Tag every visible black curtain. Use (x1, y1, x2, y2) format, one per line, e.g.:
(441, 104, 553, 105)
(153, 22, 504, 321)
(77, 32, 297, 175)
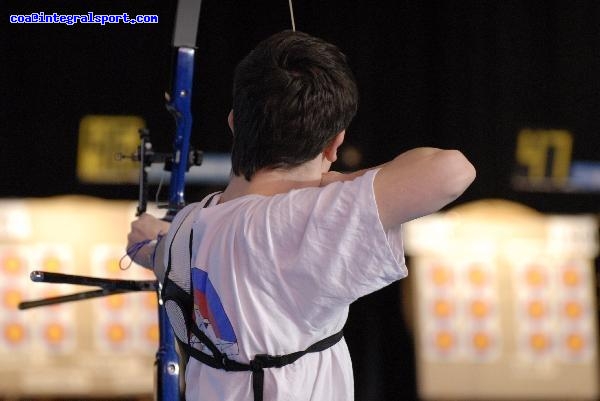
(3, 1, 600, 400)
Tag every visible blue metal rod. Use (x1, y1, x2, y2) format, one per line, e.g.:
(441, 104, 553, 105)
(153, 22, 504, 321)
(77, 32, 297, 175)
(167, 47, 196, 219)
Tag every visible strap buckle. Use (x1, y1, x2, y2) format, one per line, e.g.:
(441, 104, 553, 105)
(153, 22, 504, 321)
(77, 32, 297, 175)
(251, 354, 283, 371)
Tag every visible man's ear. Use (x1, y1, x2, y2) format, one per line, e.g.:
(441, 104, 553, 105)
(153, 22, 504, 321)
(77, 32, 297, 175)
(323, 131, 345, 163)
(228, 110, 234, 133)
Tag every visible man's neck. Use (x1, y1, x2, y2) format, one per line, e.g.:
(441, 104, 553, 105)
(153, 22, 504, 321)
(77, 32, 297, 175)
(220, 159, 324, 203)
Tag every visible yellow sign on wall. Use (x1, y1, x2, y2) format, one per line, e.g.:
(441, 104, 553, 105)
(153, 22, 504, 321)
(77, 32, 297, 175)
(77, 115, 145, 184)
(515, 129, 573, 185)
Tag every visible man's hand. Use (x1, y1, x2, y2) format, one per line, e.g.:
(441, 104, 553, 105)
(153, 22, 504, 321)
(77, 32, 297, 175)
(126, 214, 171, 268)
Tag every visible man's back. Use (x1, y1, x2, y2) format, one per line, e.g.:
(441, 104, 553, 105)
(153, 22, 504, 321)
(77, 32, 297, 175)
(166, 170, 406, 400)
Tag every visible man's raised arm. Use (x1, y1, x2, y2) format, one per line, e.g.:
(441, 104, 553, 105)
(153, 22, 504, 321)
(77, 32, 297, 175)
(374, 147, 475, 230)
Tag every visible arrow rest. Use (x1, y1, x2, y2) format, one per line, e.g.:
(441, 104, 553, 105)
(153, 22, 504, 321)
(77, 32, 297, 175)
(115, 128, 203, 216)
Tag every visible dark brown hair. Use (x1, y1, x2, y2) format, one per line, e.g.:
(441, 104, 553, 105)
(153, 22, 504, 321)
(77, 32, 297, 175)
(231, 30, 359, 180)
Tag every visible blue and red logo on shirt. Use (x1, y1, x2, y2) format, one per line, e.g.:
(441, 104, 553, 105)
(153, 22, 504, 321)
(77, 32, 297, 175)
(191, 268, 238, 350)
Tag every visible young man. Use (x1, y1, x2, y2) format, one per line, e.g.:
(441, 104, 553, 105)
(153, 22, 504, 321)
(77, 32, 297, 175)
(128, 30, 475, 401)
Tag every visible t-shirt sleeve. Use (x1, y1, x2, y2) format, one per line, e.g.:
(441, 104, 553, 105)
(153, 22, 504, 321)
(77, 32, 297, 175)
(259, 169, 407, 308)
(159, 195, 217, 287)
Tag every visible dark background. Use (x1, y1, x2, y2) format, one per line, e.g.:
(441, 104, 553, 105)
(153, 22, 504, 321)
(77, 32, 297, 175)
(3, 1, 600, 400)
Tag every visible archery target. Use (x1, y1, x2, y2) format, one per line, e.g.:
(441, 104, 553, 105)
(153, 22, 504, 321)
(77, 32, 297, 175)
(0, 246, 31, 351)
(509, 256, 596, 364)
(404, 202, 599, 400)
(0, 197, 158, 397)
(417, 256, 501, 362)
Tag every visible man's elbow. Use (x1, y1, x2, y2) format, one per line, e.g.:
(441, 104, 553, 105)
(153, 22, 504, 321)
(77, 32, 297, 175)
(442, 150, 476, 200)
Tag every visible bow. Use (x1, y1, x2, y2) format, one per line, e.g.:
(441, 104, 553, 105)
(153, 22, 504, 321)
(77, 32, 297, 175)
(150, 1, 203, 399)
(19, 2, 205, 400)
(132, 1, 204, 399)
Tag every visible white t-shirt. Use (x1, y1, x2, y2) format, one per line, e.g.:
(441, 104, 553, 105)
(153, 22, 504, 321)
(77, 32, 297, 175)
(165, 169, 407, 401)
